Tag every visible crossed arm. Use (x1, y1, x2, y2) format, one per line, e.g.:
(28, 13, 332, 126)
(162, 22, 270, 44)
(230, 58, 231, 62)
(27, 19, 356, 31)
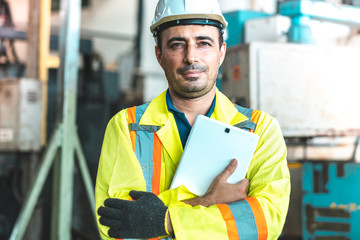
(166, 158, 249, 235)
(98, 158, 249, 239)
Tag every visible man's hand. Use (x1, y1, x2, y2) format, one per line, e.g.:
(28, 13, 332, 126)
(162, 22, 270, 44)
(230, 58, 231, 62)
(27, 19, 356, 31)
(98, 190, 168, 239)
(184, 159, 249, 207)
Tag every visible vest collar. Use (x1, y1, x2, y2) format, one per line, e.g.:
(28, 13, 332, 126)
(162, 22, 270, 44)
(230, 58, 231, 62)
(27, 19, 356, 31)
(139, 88, 249, 127)
(137, 88, 250, 165)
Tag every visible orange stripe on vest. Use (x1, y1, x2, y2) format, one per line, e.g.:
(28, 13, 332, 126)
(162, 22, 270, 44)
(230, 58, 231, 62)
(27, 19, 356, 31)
(126, 107, 161, 239)
(152, 133, 162, 196)
(217, 204, 239, 240)
(127, 107, 137, 151)
(246, 197, 268, 240)
(250, 110, 262, 133)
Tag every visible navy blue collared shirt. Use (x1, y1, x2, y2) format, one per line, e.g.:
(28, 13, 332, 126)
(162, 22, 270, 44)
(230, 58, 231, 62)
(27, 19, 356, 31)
(166, 90, 216, 149)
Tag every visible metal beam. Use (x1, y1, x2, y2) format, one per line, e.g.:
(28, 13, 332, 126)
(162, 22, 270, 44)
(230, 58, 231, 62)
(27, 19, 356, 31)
(25, 0, 40, 79)
(38, 0, 52, 146)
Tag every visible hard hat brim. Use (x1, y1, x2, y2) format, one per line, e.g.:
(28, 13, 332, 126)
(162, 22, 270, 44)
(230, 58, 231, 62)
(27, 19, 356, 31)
(150, 14, 228, 34)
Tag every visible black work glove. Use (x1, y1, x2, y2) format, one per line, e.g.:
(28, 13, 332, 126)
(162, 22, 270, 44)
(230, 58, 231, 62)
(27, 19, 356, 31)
(98, 190, 168, 239)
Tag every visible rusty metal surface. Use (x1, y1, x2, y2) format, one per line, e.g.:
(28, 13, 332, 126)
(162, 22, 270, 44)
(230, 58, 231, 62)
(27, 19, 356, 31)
(222, 42, 360, 137)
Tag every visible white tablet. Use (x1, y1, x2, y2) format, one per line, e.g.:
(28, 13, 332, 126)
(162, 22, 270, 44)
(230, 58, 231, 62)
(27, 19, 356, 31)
(170, 115, 259, 196)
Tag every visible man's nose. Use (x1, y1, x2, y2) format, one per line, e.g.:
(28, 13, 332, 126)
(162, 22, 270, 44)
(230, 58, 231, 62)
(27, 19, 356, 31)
(183, 45, 197, 64)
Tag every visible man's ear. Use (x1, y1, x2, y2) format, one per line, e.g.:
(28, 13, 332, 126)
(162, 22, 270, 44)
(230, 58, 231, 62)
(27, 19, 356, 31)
(219, 42, 227, 66)
(155, 45, 163, 68)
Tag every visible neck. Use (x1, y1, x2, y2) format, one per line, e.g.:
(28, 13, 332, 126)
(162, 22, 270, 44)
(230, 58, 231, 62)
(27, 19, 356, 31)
(169, 87, 216, 126)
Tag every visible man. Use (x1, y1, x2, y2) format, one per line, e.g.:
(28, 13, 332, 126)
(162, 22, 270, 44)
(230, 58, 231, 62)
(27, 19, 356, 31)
(95, 0, 290, 239)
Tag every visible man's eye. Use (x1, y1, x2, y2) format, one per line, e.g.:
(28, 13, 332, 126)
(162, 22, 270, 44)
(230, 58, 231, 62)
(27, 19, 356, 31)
(199, 42, 211, 47)
(170, 42, 184, 48)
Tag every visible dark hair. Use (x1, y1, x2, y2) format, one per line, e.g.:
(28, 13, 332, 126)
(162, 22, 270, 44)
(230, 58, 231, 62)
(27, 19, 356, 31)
(156, 28, 224, 51)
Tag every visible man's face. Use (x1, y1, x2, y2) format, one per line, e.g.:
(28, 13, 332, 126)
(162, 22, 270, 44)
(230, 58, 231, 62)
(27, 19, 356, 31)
(155, 25, 226, 99)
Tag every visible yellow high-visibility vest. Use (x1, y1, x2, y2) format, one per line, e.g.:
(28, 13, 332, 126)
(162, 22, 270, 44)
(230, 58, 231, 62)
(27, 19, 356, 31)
(95, 89, 290, 240)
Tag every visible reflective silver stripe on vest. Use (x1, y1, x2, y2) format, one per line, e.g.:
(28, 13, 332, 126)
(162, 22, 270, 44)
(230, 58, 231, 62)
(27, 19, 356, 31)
(129, 123, 161, 133)
(130, 102, 160, 192)
(234, 121, 256, 132)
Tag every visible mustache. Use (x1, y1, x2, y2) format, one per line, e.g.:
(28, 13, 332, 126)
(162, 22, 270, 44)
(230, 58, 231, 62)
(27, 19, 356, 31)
(177, 63, 207, 74)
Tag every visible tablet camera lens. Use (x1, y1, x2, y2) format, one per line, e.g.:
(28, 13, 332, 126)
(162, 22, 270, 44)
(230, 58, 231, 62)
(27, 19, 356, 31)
(225, 128, 230, 133)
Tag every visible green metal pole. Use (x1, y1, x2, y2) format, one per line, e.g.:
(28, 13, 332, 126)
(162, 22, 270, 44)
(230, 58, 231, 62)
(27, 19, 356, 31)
(9, 125, 61, 240)
(74, 132, 97, 224)
(51, 0, 82, 239)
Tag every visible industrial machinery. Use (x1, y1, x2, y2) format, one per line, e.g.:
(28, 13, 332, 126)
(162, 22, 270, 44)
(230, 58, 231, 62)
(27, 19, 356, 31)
(302, 162, 360, 239)
(279, 0, 360, 44)
(221, 1, 360, 239)
(221, 42, 360, 137)
(0, 78, 42, 151)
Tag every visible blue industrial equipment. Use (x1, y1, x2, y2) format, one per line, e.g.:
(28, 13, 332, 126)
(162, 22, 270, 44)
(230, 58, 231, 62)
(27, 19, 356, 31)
(302, 162, 360, 239)
(280, 0, 360, 44)
(223, 10, 270, 47)
(217, 11, 270, 90)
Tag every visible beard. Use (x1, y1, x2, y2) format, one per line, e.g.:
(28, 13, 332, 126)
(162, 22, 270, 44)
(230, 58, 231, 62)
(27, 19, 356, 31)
(165, 63, 218, 99)
(170, 77, 217, 99)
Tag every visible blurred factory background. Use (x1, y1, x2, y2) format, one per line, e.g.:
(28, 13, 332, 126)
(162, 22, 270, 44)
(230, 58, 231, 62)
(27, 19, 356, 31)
(1, 0, 360, 239)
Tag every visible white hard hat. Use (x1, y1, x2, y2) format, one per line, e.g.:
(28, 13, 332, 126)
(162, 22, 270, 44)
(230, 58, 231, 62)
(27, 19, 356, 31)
(150, 0, 228, 36)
